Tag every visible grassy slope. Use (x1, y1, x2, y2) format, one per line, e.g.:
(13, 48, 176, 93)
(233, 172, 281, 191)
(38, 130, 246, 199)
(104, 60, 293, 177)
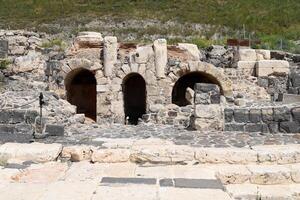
(0, 0, 299, 52)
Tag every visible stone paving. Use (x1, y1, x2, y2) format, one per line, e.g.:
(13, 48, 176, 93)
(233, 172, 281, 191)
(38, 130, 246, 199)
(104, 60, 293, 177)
(4, 124, 298, 148)
(0, 161, 232, 200)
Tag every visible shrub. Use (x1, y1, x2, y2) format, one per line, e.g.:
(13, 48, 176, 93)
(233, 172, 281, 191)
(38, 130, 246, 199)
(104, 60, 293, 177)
(41, 38, 66, 51)
(0, 59, 11, 70)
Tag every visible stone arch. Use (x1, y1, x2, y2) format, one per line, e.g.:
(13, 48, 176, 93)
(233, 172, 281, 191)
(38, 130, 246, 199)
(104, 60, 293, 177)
(170, 61, 232, 98)
(122, 73, 147, 125)
(65, 68, 97, 121)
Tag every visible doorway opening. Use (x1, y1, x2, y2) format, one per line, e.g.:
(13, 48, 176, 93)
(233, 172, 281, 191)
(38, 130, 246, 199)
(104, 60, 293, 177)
(123, 73, 147, 125)
(172, 71, 221, 106)
(65, 68, 97, 121)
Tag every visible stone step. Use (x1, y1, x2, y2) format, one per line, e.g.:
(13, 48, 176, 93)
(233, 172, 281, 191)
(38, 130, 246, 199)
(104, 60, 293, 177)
(216, 164, 300, 185)
(225, 183, 300, 200)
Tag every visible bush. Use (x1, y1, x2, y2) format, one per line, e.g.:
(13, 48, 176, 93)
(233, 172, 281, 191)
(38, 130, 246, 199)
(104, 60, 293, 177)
(0, 59, 11, 70)
(41, 38, 66, 51)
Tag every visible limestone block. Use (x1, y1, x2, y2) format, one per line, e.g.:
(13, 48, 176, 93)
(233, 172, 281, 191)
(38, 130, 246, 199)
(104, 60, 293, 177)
(238, 49, 257, 61)
(91, 149, 130, 163)
(14, 51, 43, 72)
(61, 145, 93, 161)
(247, 165, 292, 184)
(67, 58, 93, 70)
(110, 100, 123, 116)
(10, 45, 26, 55)
(195, 148, 257, 164)
(135, 46, 154, 64)
(215, 165, 251, 184)
(103, 36, 118, 77)
(194, 104, 221, 118)
(0, 142, 62, 163)
(178, 43, 200, 61)
(256, 49, 271, 60)
(256, 60, 290, 77)
(185, 87, 194, 105)
(237, 61, 256, 76)
(74, 32, 103, 48)
(97, 84, 109, 93)
(290, 164, 300, 183)
(153, 39, 167, 78)
(130, 145, 194, 164)
(253, 145, 300, 164)
(192, 118, 222, 131)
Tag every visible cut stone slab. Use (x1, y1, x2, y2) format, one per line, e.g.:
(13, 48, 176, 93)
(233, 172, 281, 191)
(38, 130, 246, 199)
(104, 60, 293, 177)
(290, 164, 300, 183)
(215, 165, 251, 184)
(40, 181, 97, 200)
(0, 142, 62, 163)
(256, 60, 290, 77)
(101, 177, 156, 185)
(74, 31, 103, 48)
(237, 61, 256, 76)
(11, 162, 68, 183)
(195, 148, 257, 164)
(238, 49, 257, 61)
(225, 184, 294, 200)
(92, 185, 158, 200)
(103, 163, 136, 177)
(61, 145, 93, 162)
(247, 164, 292, 185)
(91, 149, 131, 163)
(0, 183, 48, 200)
(178, 43, 200, 61)
(173, 178, 224, 189)
(252, 145, 300, 164)
(159, 187, 232, 200)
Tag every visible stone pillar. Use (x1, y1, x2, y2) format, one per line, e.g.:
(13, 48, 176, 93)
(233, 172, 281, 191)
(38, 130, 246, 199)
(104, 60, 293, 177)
(153, 39, 167, 78)
(192, 83, 223, 131)
(103, 36, 118, 77)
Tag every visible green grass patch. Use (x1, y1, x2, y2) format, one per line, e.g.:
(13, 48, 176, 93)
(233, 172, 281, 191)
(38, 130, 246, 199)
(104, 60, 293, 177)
(41, 39, 66, 51)
(0, 59, 11, 70)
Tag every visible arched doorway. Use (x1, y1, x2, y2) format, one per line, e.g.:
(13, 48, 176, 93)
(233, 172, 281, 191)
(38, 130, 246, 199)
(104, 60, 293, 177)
(123, 73, 147, 125)
(172, 71, 222, 106)
(65, 68, 97, 121)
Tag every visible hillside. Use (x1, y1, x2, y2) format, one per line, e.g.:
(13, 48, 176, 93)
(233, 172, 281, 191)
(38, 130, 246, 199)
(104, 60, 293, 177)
(0, 0, 299, 52)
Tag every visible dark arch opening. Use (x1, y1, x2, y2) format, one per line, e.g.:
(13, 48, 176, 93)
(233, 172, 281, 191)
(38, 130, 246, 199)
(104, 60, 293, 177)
(65, 68, 97, 121)
(172, 71, 222, 107)
(123, 73, 146, 125)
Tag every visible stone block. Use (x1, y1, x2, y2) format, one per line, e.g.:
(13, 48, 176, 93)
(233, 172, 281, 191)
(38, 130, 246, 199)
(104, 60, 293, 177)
(135, 46, 153, 64)
(153, 39, 167, 78)
(103, 36, 118, 77)
(237, 61, 256, 76)
(255, 49, 271, 60)
(291, 164, 300, 183)
(0, 142, 62, 163)
(178, 43, 200, 61)
(74, 32, 103, 48)
(224, 123, 244, 132)
(256, 60, 290, 77)
(92, 149, 130, 163)
(247, 165, 292, 185)
(279, 121, 300, 133)
(234, 109, 249, 123)
(44, 124, 64, 136)
(292, 107, 300, 122)
(0, 110, 27, 124)
(224, 108, 234, 123)
(245, 123, 262, 132)
(238, 49, 257, 61)
(61, 145, 93, 161)
(97, 84, 109, 93)
(249, 109, 261, 123)
(261, 108, 274, 122)
(194, 104, 222, 119)
(268, 123, 279, 133)
(0, 40, 8, 58)
(216, 165, 251, 184)
(192, 118, 223, 131)
(273, 107, 291, 122)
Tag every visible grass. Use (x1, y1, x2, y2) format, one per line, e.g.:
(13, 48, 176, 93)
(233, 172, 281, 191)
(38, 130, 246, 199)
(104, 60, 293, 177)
(0, 59, 11, 70)
(41, 39, 66, 51)
(0, 0, 299, 52)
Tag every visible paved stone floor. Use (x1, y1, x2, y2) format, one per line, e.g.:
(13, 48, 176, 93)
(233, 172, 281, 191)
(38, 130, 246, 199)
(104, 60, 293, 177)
(0, 161, 232, 200)
(1, 124, 300, 147)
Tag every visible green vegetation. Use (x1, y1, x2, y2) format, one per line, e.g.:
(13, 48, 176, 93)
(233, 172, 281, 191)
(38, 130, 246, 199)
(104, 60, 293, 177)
(0, 59, 11, 70)
(41, 38, 66, 51)
(0, 0, 299, 52)
(0, 154, 8, 167)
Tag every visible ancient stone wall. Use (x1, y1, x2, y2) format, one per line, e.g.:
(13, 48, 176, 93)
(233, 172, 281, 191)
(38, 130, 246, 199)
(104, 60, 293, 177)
(224, 104, 300, 133)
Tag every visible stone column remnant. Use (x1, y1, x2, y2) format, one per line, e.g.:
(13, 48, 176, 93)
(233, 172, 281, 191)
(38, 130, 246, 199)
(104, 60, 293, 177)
(153, 39, 167, 78)
(103, 36, 118, 77)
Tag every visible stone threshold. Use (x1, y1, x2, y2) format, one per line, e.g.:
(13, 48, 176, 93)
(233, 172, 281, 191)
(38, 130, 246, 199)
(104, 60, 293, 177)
(101, 177, 224, 190)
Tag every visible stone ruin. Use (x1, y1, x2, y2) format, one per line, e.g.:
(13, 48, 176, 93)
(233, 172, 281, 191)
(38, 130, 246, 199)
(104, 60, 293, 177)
(0, 30, 299, 137)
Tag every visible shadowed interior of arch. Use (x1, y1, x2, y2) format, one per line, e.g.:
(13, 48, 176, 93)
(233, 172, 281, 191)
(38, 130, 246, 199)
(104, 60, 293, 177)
(172, 71, 222, 106)
(65, 68, 97, 121)
(123, 73, 146, 125)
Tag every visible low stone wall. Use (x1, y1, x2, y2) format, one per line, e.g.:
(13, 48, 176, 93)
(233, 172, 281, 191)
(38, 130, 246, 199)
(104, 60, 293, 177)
(224, 105, 300, 133)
